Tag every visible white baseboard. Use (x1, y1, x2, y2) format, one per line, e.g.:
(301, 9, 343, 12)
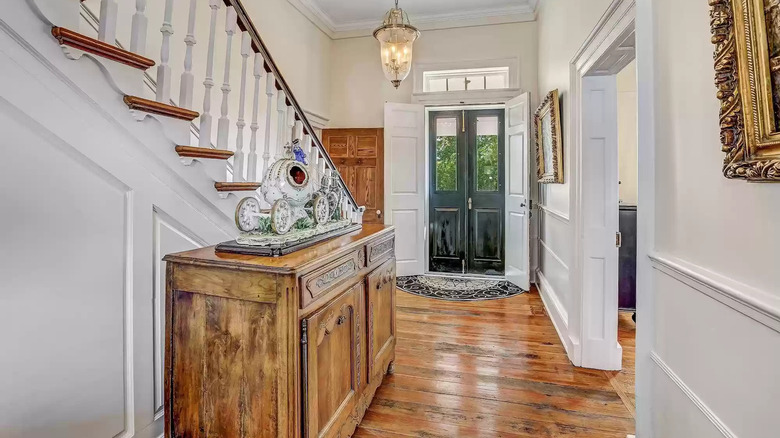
(651, 352, 738, 438)
(535, 269, 574, 358)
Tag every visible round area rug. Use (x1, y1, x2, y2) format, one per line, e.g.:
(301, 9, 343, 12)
(396, 275, 526, 301)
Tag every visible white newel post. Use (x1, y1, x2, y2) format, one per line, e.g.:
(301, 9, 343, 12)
(129, 0, 148, 55)
(275, 91, 287, 160)
(98, 0, 118, 44)
(199, 0, 221, 148)
(233, 32, 251, 182)
(156, 0, 175, 103)
(217, 6, 237, 150)
(263, 72, 275, 174)
(248, 54, 264, 182)
(179, 0, 198, 109)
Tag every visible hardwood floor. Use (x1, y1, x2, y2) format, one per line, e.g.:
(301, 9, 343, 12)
(354, 286, 636, 438)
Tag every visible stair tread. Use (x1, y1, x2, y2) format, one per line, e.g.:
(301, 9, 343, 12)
(51, 27, 155, 70)
(176, 145, 234, 160)
(214, 182, 262, 192)
(124, 96, 199, 121)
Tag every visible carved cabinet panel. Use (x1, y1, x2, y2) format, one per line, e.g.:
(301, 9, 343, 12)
(302, 282, 363, 438)
(366, 258, 396, 383)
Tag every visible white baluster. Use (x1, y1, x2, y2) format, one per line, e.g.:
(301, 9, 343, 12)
(217, 6, 237, 150)
(286, 106, 296, 151)
(129, 0, 147, 55)
(98, 0, 118, 43)
(233, 32, 251, 183)
(248, 54, 264, 182)
(275, 90, 287, 160)
(303, 134, 313, 162)
(318, 151, 326, 176)
(179, 0, 198, 109)
(293, 120, 303, 147)
(262, 72, 275, 174)
(198, 0, 221, 148)
(156, 0, 175, 103)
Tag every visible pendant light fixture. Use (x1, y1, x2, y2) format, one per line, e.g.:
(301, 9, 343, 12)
(373, 0, 420, 89)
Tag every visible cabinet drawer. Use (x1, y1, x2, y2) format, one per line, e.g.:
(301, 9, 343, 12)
(366, 235, 394, 267)
(300, 248, 365, 309)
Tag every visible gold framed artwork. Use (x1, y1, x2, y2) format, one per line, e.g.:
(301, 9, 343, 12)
(535, 89, 564, 183)
(710, 0, 780, 181)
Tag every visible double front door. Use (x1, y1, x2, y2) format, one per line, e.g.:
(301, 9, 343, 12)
(429, 109, 505, 275)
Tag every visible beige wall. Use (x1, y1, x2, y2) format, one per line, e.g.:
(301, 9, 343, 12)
(617, 60, 637, 205)
(328, 22, 539, 128)
(244, 0, 333, 117)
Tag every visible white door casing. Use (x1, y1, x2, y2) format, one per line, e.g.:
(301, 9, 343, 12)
(504, 93, 531, 290)
(384, 102, 426, 276)
(580, 75, 622, 370)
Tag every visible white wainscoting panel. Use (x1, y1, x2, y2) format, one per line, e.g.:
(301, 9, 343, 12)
(0, 105, 132, 438)
(651, 256, 780, 437)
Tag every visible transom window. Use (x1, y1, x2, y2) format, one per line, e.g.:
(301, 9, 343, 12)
(423, 67, 510, 93)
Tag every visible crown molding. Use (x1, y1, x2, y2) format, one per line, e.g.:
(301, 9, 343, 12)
(288, 0, 538, 40)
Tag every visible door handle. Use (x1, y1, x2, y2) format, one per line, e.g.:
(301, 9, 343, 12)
(468, 198, 472, 210)
(377, 209, 382, 218)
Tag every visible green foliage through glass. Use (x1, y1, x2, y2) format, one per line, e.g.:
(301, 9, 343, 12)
(476, 135, 499, 191)
(435, 136, 458, 191)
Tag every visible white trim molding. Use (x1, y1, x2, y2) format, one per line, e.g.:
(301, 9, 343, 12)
(288, 0, 538, 39)
(538, 203, 570, 223)
(535, 269, 576, 360)
(651, 352, 738, 438)
(567, 0, 635, 371)
(649, 253, 780, 334)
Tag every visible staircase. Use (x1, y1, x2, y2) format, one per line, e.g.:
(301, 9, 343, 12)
(38, 0, 362, 222)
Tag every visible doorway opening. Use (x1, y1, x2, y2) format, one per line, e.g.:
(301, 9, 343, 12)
(428, 108, 505, 276)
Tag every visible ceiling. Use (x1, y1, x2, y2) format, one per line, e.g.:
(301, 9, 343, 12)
(289, 0, 539, 39)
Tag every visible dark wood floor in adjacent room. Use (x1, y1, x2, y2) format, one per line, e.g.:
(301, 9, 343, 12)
(354, 286, 636, 438)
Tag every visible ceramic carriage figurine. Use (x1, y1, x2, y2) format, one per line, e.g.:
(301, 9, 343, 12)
(235, 140, 344, 235)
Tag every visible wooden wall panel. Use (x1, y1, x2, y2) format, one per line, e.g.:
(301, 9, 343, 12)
(322, 129, 384, 224)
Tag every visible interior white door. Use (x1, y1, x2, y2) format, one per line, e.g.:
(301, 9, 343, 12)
(580, 75, 621, 370)
(384, 102, 426, 276)
(504, 93, 531, 289)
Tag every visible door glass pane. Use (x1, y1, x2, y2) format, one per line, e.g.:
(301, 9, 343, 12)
(476, 116, 499, 191)
(435, 118, 458, 191)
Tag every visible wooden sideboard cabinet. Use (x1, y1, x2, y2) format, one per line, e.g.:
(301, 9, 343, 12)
(163, 225, 396, 438)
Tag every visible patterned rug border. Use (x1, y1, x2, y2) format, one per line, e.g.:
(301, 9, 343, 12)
(396, 275, 527, 302)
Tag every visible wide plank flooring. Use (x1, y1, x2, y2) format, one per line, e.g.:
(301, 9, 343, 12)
(354, 286, 636, 438)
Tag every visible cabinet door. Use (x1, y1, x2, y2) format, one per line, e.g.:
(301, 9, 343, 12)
(302, 283, 362, 438)
(366, 258, 396, 382)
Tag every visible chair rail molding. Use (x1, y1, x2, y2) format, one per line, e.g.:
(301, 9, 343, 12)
(649, 252, 780, 334)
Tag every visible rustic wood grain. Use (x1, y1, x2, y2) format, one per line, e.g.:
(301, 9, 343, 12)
(353, 287, 636, 438)
(165, 224, 393, 275)
(322, 129, 384, 224)
(165, 226, 395, 438)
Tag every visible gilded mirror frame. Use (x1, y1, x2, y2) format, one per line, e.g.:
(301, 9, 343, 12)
(535, 89, 564, 184)
(711, 0, 780, 181)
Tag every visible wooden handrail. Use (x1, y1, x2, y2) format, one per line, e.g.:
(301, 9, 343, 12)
(223, 0, 358, 210)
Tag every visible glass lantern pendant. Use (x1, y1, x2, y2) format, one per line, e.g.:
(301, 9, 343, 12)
(373, 0, 420, 89)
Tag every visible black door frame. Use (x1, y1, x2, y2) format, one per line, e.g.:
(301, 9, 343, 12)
(427, 108, 506, 275)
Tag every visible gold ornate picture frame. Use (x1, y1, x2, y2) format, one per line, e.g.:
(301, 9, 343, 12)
(711, 0, 780, 181)
(535, 89, 564, 183)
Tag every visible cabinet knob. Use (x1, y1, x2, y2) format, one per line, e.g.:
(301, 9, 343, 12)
(336, 315, 346, 326)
